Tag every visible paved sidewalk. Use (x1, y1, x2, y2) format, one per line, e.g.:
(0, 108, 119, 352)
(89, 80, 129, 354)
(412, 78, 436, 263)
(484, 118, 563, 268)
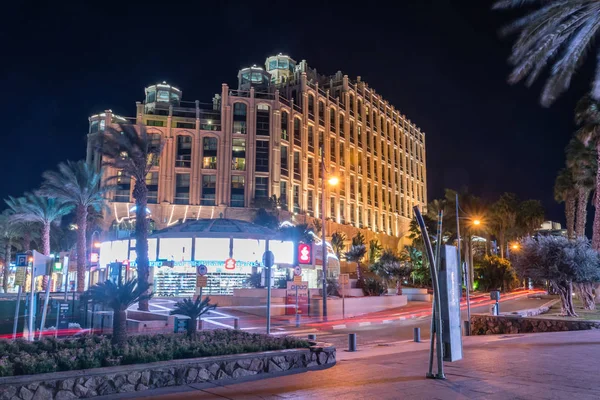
(138, 330, 600, 400)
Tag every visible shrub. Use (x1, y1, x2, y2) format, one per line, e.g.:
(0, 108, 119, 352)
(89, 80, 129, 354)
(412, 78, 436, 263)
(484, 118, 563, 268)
(0, 330, 311, 377)
(362, 278, 386, 296)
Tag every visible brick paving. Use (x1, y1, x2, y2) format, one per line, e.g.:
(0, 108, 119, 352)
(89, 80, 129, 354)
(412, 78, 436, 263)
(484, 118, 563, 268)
(138, 330, 600, 400)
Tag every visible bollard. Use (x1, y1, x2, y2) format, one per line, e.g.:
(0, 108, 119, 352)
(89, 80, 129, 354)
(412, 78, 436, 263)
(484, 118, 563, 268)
(413, 327, 421, 342)
(348, 333, 357, 352)
(295, 313, 301, 328)
(464, 320, 471, 336)
(234, 318, 239, 330)
(308, 334, 316, 341)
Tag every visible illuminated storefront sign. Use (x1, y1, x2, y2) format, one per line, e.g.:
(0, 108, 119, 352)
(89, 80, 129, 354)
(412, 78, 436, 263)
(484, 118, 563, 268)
(128, 260, 259, 268)
(297, 244, 312, 265)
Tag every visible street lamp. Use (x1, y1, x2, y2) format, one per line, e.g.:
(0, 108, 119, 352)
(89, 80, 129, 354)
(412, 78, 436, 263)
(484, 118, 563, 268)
(321, 148, 338, 321)
(89, 231, 101, 290)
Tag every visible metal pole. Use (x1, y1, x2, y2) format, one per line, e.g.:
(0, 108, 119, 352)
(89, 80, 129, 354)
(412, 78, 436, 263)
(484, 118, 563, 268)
(54, 301, 60, 339)
(295, 285, 299, 324)
(266, 239, 271, 335)
(348, 333, 357, 352)
(28, 264, 36, 341)
(12, 286, 22, 340)
(38, 276, 52, 340)
(456, 194, 471, 335)
(321, 148, 328, 321)
(342, 282, 346, 319)
(414, 327, 421, 342)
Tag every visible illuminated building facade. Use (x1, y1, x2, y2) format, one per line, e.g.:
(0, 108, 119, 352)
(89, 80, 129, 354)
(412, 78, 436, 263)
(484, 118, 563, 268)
(87, 54, 427, 252)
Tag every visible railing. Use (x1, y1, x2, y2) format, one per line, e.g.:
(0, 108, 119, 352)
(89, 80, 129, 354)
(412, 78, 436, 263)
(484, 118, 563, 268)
(279, 96, 290, 106)
(255, 92, 275, 100)
(229, 90, 251, 98)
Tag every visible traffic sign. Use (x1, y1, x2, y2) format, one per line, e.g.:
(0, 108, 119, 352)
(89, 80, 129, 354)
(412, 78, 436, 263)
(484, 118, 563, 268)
(16, 253, 28, 267)
(293, 266, 302, 276)
(197, 264, 208, 276)
(196, 275, 208, 288)
(262, 251, 275, 268)
(339, 274, 350, 285)
(14, 267, 26, 286)
(293, 275, 303, 284)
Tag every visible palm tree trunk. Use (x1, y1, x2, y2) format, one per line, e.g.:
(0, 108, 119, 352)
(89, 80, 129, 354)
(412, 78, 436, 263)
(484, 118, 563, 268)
(575, 282, 596, 310)
(23, 231, 31, 251)
(133, 181, 150, 311)
(112, 309, 128, 345)
(396, 279, 402, 295)
(576, 188, 590, 237)
(355, 262, 363, 288)
(2, 240, 11, 292)
(188, 317, 198, 336)
(592, 146, 600, 250)
(566, 195, 576, 240)
(76, 206, 87, 292)
(499, 231, 505, 259)
(42, 223, 51, 256)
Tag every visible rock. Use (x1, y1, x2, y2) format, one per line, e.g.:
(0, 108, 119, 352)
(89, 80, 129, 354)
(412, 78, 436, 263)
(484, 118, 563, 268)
(268, 360, 282, 372)
(0, 387, 17, 400)
(318, 352, 328, 365)
(223, 362, 236, 376)
(186, 368, 199, 383)
(31, 386, 52, 400)
(127, 372, 141, 385)
(216, 369, 230, 380)
(140, 371, 151, 386)
(59, 379, 75, 392)
(208, 363, 220, 375)
(73, 384, 87, 397)
(248, 359, 263, 372)
(136, 384, 149, 392)
(118, 384, 136, 393)
(97, 381, 116, 396)
(17, 387, 32, 400)
(113, 375, 126, 388)
(197, 368, 211, 381)
(232, 368, 257, 378)
(25, 385, 38, 393)
(83, 377, 98, 389)
(54, 391, 77, 400)
(236, 359, 253, 369)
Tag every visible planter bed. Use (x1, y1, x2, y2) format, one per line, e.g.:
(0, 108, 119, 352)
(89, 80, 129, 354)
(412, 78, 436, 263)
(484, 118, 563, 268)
(0, 331, 336, 399)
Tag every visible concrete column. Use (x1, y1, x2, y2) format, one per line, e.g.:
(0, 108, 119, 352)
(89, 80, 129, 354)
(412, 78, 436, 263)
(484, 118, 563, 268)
(245, 98, 256, 207)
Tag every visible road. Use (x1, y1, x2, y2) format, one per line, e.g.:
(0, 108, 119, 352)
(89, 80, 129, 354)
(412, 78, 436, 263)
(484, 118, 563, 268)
(140, 291, 547, 350)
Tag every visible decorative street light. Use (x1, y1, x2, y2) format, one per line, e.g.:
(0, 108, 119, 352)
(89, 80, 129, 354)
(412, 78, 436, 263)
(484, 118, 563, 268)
(321, 148, 338, 321)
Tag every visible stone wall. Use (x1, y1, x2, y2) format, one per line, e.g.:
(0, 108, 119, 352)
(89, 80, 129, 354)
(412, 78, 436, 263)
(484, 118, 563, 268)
(0, 343, 335, 400)
(471, 314, 600, 335)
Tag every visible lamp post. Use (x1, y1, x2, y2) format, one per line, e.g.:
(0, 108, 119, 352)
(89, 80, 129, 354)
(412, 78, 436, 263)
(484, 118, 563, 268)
(320, 149, 338, 321)
(89, 231, 101, 290)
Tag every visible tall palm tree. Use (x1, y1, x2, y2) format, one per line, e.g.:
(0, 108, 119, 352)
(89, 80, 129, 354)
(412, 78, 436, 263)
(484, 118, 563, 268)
(566, 137, 597, 237)
(169, 297, 217, 336)
(554, 168, 577, 240)
(576, 95, 600, 249)
(92, 124, 164, 311)
(516, 199, 545, 237)
(490, 193, 519, 258)
(494, 1, 600, 107)
(6, 193, 73, 256)
(87, 279, 151, 345)
(0, 211, 22, 292)
(40, 160, 114, 292)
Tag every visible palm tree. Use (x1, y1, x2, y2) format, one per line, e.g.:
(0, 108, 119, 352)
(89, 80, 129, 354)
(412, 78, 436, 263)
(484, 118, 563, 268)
(87, 279, 151, 345)
(370, 249, 408, 294)
(516, 199, 545, 237)
(6, 193, 73, 256)
(566, 137, 597, 237)
(92, 124, 164, 311)
(494, 1, 600, 107)
(279, 223, 315, 244)
(169, 297, 217, 336)
(40, 160, 114, 292)
(345, 244, 366, 287)
(554, 168, 577, 240)
(490, 193, 519, 258)
(330, 232, 346, 260)
(368, 240, 383, 265)
(0, 211, 22, 292)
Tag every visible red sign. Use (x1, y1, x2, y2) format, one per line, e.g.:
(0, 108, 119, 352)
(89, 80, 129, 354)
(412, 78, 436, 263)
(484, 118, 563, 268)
(225, 258, 236, 270)
(297, 244, 312, 265)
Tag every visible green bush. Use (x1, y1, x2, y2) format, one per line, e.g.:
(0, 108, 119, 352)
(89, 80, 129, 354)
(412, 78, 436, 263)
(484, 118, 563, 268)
(0, 330, 311, 377)
(362, 277, 386, 296)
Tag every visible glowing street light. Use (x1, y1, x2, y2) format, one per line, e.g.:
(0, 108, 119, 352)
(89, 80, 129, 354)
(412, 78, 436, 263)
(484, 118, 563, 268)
(93, 242, 101, 249)
(328, 176, 339, 186)
(512, 243, 519, 250)
(472, 219, 481, 226)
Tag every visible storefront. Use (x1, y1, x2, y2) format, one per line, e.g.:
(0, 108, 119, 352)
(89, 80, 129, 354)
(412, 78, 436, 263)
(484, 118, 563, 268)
(97, 218, 334, 296)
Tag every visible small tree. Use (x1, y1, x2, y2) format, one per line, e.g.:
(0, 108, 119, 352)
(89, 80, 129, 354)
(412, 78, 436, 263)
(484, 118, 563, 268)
(87, 279, 152, 345)
(368, 240, 383, 264)
(170, 297, 217, 336)
(370, 249, 409, 294)
(514, 237, 600, 317)
(474, 255, 518, 292)
(345, 244, 366, 287)
(253, 208, 279, 230)
(330, 232, 346, 260)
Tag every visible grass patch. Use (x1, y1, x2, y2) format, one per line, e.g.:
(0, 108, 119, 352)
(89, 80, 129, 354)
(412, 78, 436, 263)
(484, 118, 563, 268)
(536, 299, 600, 321)
(0, 330, 311, 377)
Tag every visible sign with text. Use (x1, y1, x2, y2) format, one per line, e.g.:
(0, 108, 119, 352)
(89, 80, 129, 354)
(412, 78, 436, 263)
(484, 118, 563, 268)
(293, 275, 303, 284)
(14, 267, 26, 286)
(297, 244, 312, 265)
(285, 281, 309, 315)
(196, 275, 208, 288)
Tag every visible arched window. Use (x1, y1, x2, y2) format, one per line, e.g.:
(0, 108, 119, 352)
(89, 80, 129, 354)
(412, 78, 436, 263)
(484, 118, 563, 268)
(330, 108, 336, 132)
(281, 111, 289, 141)
(293, 118, 302, 147)
(308, 94, 315, 116)
(233, 103, 247, 134)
